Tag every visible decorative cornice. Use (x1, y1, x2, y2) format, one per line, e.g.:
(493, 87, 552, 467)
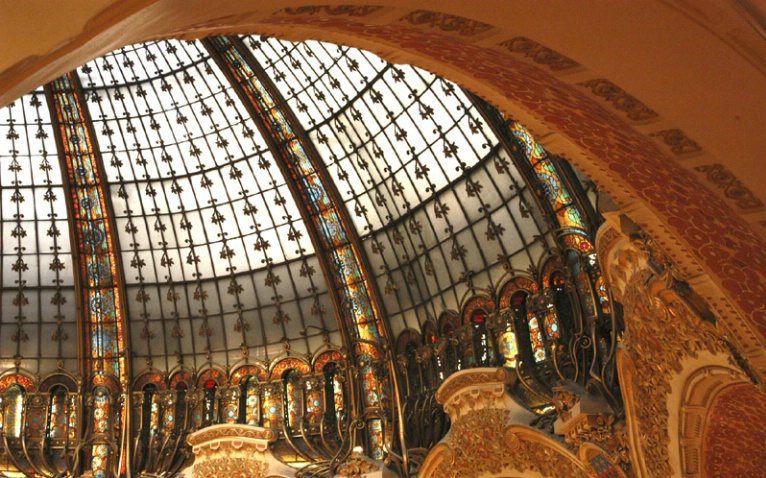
(187, 424, 277, 447)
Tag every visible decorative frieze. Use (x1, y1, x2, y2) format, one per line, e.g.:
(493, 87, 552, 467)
(695, 163, 763, 210)
(499, 37, 581, 71)
(650, 128, 702, 155)
(578, 78, 659, 122)
(400, 10, 493, 36)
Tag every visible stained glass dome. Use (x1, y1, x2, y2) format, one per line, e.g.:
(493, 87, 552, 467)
(0, 35, 610, 478)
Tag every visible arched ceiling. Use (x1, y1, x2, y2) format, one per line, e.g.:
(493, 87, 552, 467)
(0, 1, 765, 382)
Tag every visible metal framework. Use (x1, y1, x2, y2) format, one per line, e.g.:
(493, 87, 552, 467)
(203, 36, 405, 468)
(0, 35, 625, 478)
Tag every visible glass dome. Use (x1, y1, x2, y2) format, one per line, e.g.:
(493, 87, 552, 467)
(0, 35, 611, 478)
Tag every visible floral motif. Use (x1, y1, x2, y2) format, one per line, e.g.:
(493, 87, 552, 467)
(431, 410, 589, 478)
(280, 5, 383, 17)
(499, 37, 580, 71)
(650, 128, 702, 155)
(335, 453, 379, 477)
(400, 10, 493, 36)
(578, 78, 658, 121)
(695, 163, 763, 210)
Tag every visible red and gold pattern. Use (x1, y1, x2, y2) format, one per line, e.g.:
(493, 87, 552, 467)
(313, 350, 344, 372)
(541, 256, 565, 288)
(169, 370, 192, 389)
(231, 365, 268, 383)
(704, 383, 766, 478)
(270, 357, 311, 379)
(133, 372, 166, 391)
(196, 368, 226, 388)
(0, 373, 36, 393)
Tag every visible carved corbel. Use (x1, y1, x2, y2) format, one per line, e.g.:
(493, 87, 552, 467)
(186, 424, 295, 478)
(422, 368, 589, 478)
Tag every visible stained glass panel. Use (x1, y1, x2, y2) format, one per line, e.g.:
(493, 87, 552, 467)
(162, 394, 174, 432)
(77, 39, 335, 369)
(597, 276, 611, 314)
(244, 36, 553, 348)
(367, 418, 384, 460)
(542, 311, 560, 341)
(332, 370, 344, 422)
(305, 381, 323, 425)
(91, 387, 111, 477)
(359, 360, 379, 408)
(48, 387, 68, 439)
(261, 386, 281, 429)
(245, 377, 260, 426)
(150, 393, 160, 433)
(211, 36, 385, 361)
(284, 370, 304, 429)
(509, 122, 586, 232)
(67, 394, 78, 438)
(527, 313, 547, 362)
(91, 443, 109, 478)
(497, 329, 518, 368)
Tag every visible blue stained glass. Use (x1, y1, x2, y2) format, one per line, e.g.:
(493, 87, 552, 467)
(543, 311, 560, 341)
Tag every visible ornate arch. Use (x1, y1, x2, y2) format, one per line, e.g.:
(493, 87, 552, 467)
(678, 365, 750, 478)
(269, 357, 311, 380)
(230, 363, 269, 383)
